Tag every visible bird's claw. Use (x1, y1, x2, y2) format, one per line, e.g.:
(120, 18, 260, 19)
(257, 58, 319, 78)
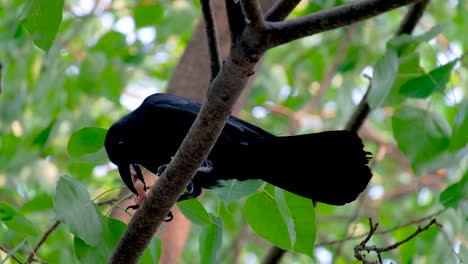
(157, 164, 168, 175)
(164, 211, 174, 222)
(125, 204, 140, 211)
(198, 160, 213, 173)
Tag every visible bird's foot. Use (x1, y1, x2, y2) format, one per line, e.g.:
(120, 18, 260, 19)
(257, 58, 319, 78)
(178, 182, 202, 202)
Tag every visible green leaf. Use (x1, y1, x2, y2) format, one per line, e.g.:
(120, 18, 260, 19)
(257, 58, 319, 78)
(19, 0, 64, 51)
(199, 214, 223, 264)
(274, 188, 296, 248)
(134, 4, 164, 28)
(0, 201, 38, 235)
(67, 127, 107, 158)
(392, 107, 451, 175)
(31, 119, 56, 147)
(75, 217, 156, 264)
(368, 49, 399, 108)
(74, 217, 125, 263)
(54, 175, 104, 246)
(389, 24, 448, 55)
(440, 170, 468, 208)
(383, 52, 425, 106)
(212, 179, 262, 204)
(91, 31, 127, 57)
(244, 191, 291, 249)
(450, 100, 468, 152)
(399, 59, 459, 98)
(243, 188, 316, 256)
(178, 199, 212, 226)
(20, 193, 54, 213)
(282, 190, 316, 256)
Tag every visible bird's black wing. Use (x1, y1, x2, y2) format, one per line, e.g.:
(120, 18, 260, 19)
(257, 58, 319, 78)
(140, 93, 274, 141)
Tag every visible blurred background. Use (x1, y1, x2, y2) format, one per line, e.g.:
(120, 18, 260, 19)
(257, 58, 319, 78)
(0, 0, 466, 263)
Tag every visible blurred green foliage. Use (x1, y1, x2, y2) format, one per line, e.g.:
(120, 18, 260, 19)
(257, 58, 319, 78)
(0, 0, 467, 263)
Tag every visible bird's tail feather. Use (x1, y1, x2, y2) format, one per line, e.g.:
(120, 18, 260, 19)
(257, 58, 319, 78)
(240, 130, 372, 205)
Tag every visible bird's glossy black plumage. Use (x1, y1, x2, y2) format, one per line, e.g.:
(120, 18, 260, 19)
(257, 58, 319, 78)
(105, 93, 372, 205)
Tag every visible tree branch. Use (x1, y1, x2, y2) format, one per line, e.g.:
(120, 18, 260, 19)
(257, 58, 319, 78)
(109, 26, 263, 264)
(200, 0, 221, 81)
(264, 0, 301, 21)
(344, 0, 430, 131)
(240, 0, 264, 30)
(354, 218, 441, 263)
(225, 0, 246, 43)
(108, 1, 430, 262)
(316, 207, 447, 246)
(396, 0, 429, 35)
(261, 246, 286, 264)
(264, 0, 420, 50)
(0, 244, 26, 264)
(27, 220, 60, 263)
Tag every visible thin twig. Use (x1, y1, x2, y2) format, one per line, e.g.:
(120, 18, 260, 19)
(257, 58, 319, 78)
(317, 208, 447, 247)
(24, 195, 127, 263)
(264, 0, 419, 50)
(27, 220, 61, 263)
(354, 218, 441, 263)
(0, 244, 26, 264)
(200, 0, 221, 81)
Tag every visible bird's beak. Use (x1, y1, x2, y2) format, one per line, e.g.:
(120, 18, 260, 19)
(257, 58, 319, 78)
(118, 164, 145, 195)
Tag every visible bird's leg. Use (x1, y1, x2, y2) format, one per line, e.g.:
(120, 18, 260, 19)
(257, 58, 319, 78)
(177, 184, 202, 202)
(156, 159, 212, 201)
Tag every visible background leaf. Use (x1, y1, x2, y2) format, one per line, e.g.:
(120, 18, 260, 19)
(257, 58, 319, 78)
(399, 59, 458, 98)
(212, 179, 263, 204)
(19, 0, 64, 51)
(449, 100, 468, 152)
(392, 106, 451, 175)
(178, 199, 212, 226)
(54, 175, 103, 246)
(67, 127, 107, 158)
(368, 49, 399, 108)
(199, 214, 223, 264)
(0, 202, 38, 236)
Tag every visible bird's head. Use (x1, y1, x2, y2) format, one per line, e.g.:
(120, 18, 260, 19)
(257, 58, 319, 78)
(105, 115, 145, 195)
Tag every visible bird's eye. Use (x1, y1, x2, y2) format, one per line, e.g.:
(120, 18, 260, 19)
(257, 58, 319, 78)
(118, 141, 125, 145)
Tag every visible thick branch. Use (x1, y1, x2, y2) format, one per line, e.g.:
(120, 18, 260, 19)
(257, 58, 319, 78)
(225, 0, 246, 43)
(109, 55, 259, 264)
(264, 0, 301, 21)
(200, 0, 221, 81)
(240, 0, 264, 30)
(264, 0, 419, 49)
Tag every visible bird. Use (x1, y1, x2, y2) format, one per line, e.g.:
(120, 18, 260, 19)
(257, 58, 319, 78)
(105, 93, 372, 209)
